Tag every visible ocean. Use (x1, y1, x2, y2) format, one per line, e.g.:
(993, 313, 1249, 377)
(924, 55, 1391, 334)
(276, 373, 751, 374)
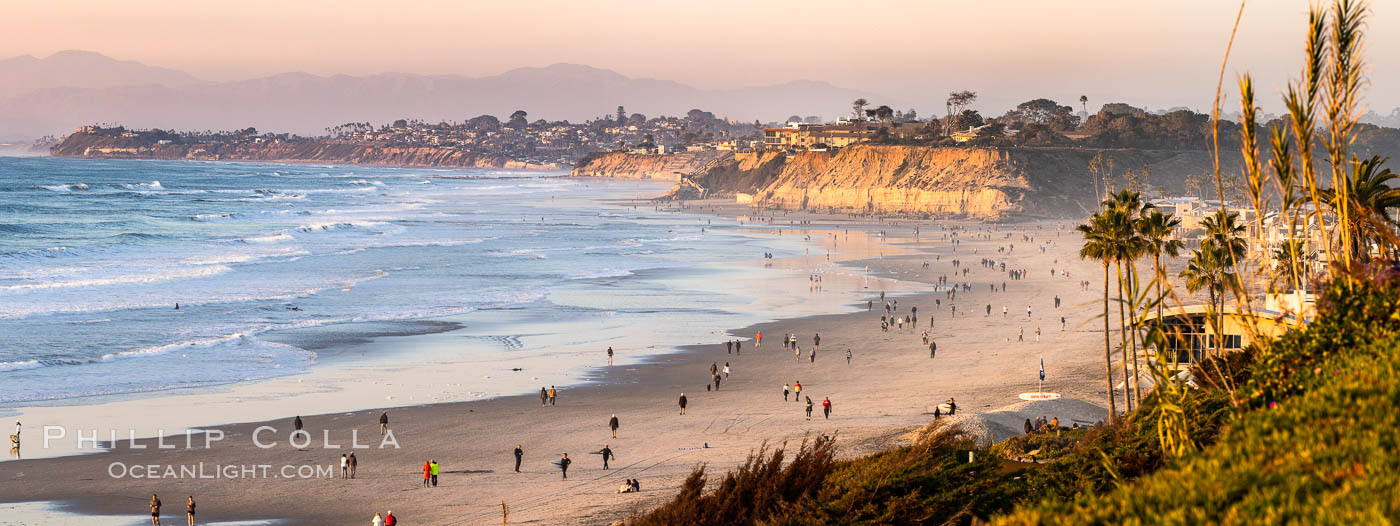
(0, 157, 876, 413)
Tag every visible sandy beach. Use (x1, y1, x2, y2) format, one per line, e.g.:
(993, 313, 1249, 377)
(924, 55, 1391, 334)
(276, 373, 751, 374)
(0, 201, 1117, 525)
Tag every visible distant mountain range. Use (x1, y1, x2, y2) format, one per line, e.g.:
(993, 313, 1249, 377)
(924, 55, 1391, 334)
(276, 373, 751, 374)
(0, 51, 893, 141)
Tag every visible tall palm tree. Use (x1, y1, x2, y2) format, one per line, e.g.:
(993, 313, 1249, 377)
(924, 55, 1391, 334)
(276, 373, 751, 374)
(1189, 210, 1246, 358)
(1104, 191, 1149, 406)
(1320, 155, 1400, 260)
(1139, 209, 1184, 365)
(1078, 211, 1119, 422)
(1080, 95, 1089, 117)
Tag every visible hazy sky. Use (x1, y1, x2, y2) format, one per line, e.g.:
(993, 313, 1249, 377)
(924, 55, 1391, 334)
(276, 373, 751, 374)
(4, 0, 1399, 116)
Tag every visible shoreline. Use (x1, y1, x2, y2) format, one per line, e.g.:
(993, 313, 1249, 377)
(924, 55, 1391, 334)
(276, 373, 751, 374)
(37, 152, 570, 172)
(1, 198, 1112, 525)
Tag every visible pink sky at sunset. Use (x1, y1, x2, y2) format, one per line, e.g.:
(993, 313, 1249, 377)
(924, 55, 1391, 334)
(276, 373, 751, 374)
(3, 0, 1398, 114)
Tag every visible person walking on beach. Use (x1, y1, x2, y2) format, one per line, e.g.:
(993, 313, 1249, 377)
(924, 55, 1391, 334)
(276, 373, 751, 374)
(149, 494, 161, 526)
(793, 381, 802, 400)
(756, 330, 763, 347)
(599, 444, 614, 469)
(341, 453, 349, 479)
(379, 411, 389, 435)
(1027, 305, 1032, 318)
(293, 416, 303, 432)
(1035, 327, 1041, 342)
(349, 452, 357, 478)
(607, 346, 614, 365)
(1003, 305, 1008, 317)
(559, 453, 572, 479)
(185, 496, 195, 526)
(805, 397, 814, 419)
(735, 339, 741, 355)
(384, 510, 396, 526)
(723, 362, 730, 378)
(713, 373, 722, 391)
(678, 393, 688, 415)
(609, 414, 620, 438)
(813, 333, 820, 352)
(783, 383, 790, 402)
(1018, 327, 1024, 342)
(809, 348, 815, 363)
(549, 386, 557, 406)
(514, 445, 524, 473)
(540, 387, 548, 407)
(726, 340, 733, 354)
(430, 459, 439, 487)
(846, 350, 852, 364)
(373, 512, 383, 526)
(422, 460, 431, 488)
(929, 339, 937, 359)
(822, 397, 832, 419)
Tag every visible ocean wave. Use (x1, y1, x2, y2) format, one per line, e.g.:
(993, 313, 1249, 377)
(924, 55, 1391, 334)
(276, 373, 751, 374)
(0, 264, 232, 291)
(0, 246, 75, 259)
(0, 360, 42, 372)
(567, 269, 635, 280)
(239, 233, 295, 244)
(191, 212, 238, 222)
(37, 183, 88, 192)
(118, 180, 163, 190)
(295, 220, 385, 233)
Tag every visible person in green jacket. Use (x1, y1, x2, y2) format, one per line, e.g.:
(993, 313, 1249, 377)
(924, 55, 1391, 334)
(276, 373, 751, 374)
(429, 459, 439, 487)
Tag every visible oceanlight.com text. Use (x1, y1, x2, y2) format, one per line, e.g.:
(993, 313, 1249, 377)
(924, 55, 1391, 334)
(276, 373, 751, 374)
(108, 462, 336, 479)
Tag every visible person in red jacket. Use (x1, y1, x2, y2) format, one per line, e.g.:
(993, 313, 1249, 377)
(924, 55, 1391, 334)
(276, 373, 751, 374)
(822, 397, 832, 419)
(421, 460, 431, 488)
(384, 510, 397, 526)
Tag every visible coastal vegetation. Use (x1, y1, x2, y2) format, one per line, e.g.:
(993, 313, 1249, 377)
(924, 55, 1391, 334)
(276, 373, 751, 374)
(630, 1, 1400, 523)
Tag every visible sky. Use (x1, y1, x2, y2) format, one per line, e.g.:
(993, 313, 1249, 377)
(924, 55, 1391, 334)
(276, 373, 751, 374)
(3, 0, 1399, 116)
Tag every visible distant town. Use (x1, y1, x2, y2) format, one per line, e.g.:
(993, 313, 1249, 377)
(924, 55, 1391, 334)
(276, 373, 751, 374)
(54, 94, 1400, 171)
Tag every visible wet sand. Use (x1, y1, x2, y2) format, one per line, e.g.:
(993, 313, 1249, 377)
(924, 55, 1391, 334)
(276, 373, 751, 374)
(0, 205, 1115, 525)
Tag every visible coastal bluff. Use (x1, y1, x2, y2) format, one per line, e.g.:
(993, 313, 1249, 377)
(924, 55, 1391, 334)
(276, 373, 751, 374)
(569, 150, 732, 181)
(573, 145, 1225, 220)
(49, 134, 563, 170)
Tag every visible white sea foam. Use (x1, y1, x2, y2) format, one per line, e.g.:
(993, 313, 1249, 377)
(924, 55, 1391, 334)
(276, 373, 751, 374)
(0, 264, 232, 291)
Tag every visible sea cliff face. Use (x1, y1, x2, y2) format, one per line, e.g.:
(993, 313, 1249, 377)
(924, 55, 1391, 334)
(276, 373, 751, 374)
(569, 151, 732, 181)
(50, 136, 562, 170)
(573, 145, 1228, 220)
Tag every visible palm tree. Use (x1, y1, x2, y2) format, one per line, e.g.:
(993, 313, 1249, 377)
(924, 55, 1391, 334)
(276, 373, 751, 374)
(1139, 209, 1184, 366)
(1180, 246, 1225, 362)
(1080, 95, 1089, 117)
(1187, 210, 1246, 358)
(1078, 211, 1120, 422)
(1104, 191, 1149, 406)
(1272, 239, 1313, 294)
(1320, 155, 1400, 260)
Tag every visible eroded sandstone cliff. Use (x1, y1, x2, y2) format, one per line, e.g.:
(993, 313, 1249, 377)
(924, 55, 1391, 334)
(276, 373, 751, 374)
(569, 151, 732, 181)
(573, 145, 1232, 220)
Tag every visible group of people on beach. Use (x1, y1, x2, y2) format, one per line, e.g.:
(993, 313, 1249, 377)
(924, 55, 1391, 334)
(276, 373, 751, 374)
(145, 494, 195, 526)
